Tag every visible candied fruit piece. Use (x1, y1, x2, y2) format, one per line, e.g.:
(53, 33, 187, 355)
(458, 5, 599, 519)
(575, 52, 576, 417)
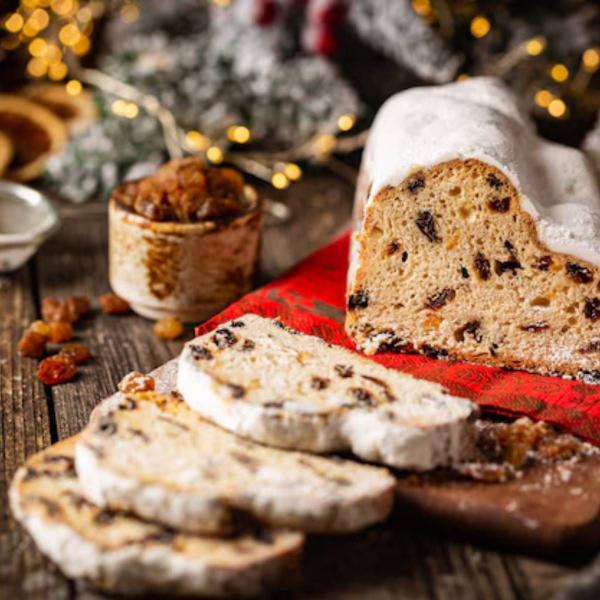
(99, 293, 131, 315)
(118, 371, 155, 393)
(18, 331, 47, 358)
(59, 343, 91, 364)
(37, 355, 76, 386)
(29, 320, 51, 338)
(49, 321, 73, 343)
(153, 316, 183, 340)
(67, 296, 92, 320)
(42, 297, 70, 323)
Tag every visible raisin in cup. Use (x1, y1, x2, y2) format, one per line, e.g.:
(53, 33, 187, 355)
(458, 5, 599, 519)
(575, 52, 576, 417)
(108, 159, 262, 323)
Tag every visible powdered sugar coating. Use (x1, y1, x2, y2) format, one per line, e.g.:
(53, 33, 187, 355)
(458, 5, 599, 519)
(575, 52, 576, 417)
(363, 77, 600, 267)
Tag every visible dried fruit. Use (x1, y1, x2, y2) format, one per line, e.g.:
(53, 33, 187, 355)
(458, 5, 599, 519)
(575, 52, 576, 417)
(241, 339, 256, 351)
(407, 175, 425, 193)
(212, 327, 237, 348)
(350, 387, 374, 406)
(154, 316, 184, 340)
(334, 364, 354, 378)
(347, 290, 369, 310)
(18, 331, 47, 358)
(425, 287, 456, 310)
(67, 295, 91, 320)
(59, 342, 91, 364)
(99, 293, 130, 315)
(533, 255, 553, 271)
(386, 241, 401, 255)
(49, 321, 73, 343)
(494, 259, 523, 276)
(118, 371, 155, 393)
(486, 173, 503, 189)
(566, 262, 593, 284)
(37, 355, 76, 386)
(488, 196, 510, 212)
(29, 320, 51, 338)
(311, 376, 329, 390)
(473, 252, 491, 281)
(454, 320, 482, 343)
(520, 323, 549, 333)
(42, 297, 70, 323)
(190, 345, 212, 360)
(584, 297, 600, 321)
(415, 210, 441, 242)
(421, 345, 450, 359)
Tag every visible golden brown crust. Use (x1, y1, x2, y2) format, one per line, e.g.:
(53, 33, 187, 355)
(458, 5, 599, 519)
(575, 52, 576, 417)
(347, 158, 600, 378)
(0, 130, 13, 176)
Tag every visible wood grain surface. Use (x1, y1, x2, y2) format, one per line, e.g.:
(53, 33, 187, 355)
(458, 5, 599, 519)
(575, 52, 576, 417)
(0, 174, 596, 599)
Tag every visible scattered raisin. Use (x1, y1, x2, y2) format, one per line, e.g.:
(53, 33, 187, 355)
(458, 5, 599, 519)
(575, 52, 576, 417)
(29, 320, 51, 338)
(415, 211, 441, 242)
(49, 321, 73, 343)
(118, 371, 155, 393)
(241, 339, 256, 351)
(350, 387, 375, 406)
(311, 376, 329, 390)
(60, 343, 91, 364)
(494, 259, 523, 276)
(486, 173, 503, 189)
(230, 320, 245, 328)
(37, 356, 76, 386)
(68, 296, 92, 319)
(533, 256, 553, 271)
(18, 331, 47, 358)
(377, 332, 414, 354)
(401, 251, 408, 263)
(460, 266, 470, 279)
(41, 298, 66, 323)
(474, 252, 491, 281)
(212, 328, 238, 348)
(520, 323, 549, 333)
(425, 287, 456, 310)
(228, 383, 245, 398)
(386, 241, 401, 255)
(421, 345, 449, 359)
(334, 364, 354, 378)
(504, 240, 518, 260)
(407, 174, 425, 193)
(190, 344, 212, 360)
(348, 290, 369, 310)
(488, 196, 511, 212)
(99, 293, 131, 315)
(153, 316, 183, 340)
(454, 320, 482, 343)
(579, 340, 600, 354)
(489, 342, 499, 357)
(566, 262, 593, 284)
(584, 297, 600, 321)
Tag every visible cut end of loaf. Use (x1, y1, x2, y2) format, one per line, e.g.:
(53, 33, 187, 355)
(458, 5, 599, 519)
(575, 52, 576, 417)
(346, 159, 600, 378)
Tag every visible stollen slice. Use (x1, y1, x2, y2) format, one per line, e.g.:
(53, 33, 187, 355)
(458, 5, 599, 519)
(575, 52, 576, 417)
(75, 391, 396, 535)
(177, 314, 478, 471)
(10, 436, 303, 598)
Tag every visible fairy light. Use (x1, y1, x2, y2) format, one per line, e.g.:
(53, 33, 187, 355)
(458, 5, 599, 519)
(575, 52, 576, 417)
(534, 89, 553, 108)
(206, 146, 224, 164)
(111, 99, 138, 118)
(27, 57, 47, 77)
(46, 43, 62, 62)
(548, 98, 567, 118)
(65, 79, 82, 95)
(271, 172, 290, 190)
(48, 61, 68, 80)
(72, 34, 90, 55)
(22, 18, 42, 37)
(30, 8, 50, 29)
(59, 23, 80, 46)
(283, 163, 302, 181)
(411, 0, 431, 17)
(185, 130, 210, 152)
(212, 0, 232, 6)
(456, 73, 469, 81)
(76, 6, 92, 21)
(120, 3, 139, 23)
(470, 16, 491, 39)
(227, 125, 251, 144)
(337, 113, 355, 132)
(550, 63, 569, 82)
(4, 13, 24, 33)
(582, 48, 600, 72)
(51, 0, 75, 17)
(525, 36, 545, 56)
(314, 133, 336, 155)
(28, 37, 47, 57)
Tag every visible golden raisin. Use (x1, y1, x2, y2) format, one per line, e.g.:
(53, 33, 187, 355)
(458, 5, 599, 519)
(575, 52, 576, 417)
(29, 320, 51, 338)
(42, 297, 70, 322)
(153, 316, 183, 340)
(37, 355, 76, 386)
(59, 343, 91, 364)
(18, 331, 47, 358)
(49, 321, 74, 343)
(99, 293, 131, 315)
(118, 371, 156, 393)
(66, 296, 91, 321)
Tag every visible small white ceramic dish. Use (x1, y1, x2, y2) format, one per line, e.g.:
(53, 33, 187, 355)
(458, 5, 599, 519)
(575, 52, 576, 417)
(0, 179, 60, 273)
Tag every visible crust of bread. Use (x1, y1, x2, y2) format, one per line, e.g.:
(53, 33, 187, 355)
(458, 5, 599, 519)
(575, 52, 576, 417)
(0, 130, 13, 175)
(177, 314, 477, 470)
(346, 158, 600, 378)
(10, 437, 303, 597)
(76, 391, 396, 534)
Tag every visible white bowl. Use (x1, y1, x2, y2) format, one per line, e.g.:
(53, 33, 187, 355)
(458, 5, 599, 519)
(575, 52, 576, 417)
(0, 179, 60, 273)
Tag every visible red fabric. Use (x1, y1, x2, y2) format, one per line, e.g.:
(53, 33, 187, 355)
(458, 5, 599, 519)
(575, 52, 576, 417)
(197, 233, 600, 444)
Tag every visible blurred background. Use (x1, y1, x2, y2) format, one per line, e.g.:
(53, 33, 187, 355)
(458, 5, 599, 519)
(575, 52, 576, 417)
(0, 0, 598, 203)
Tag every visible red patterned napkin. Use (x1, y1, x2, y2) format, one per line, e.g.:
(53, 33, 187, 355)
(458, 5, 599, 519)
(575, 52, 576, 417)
(196, 234, 600, 444)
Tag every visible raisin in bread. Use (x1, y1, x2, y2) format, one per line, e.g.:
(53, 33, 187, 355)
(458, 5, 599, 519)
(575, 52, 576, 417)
(346, 77, 600, 378)
(76, 390, 395, 534)
(177, 314, 477, 470)
(10, 437, 303, 597)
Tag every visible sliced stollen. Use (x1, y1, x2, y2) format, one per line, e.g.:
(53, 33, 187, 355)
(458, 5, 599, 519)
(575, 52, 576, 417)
(177, 314, 478, 471)
(75, 390, 395, 535)
(10, 437, 303, 598)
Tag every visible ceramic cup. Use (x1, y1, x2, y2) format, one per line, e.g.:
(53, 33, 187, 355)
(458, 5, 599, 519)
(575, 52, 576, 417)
(109, 186, 262, 323)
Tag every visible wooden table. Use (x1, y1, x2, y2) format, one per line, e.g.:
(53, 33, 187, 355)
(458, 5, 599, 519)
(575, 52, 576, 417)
(0, 174, 597, 599)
